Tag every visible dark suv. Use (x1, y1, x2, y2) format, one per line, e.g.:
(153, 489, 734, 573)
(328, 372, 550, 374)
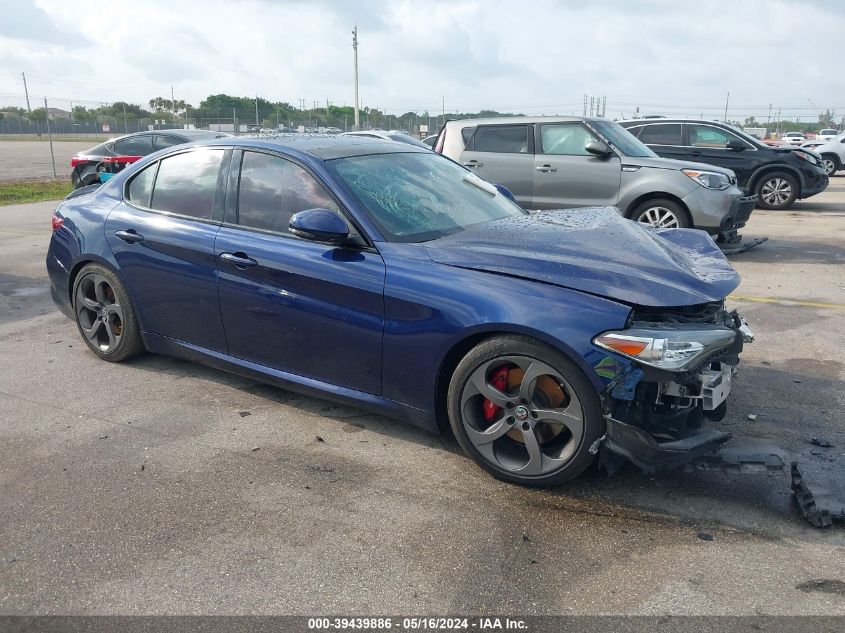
(619, 119, 829, 210)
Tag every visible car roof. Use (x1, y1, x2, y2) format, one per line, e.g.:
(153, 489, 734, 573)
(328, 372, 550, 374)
(106, 128, 230, 144)
(446, 115, 605, 126)
(617, 118, 729, 125)
(215, 134, 430, 160)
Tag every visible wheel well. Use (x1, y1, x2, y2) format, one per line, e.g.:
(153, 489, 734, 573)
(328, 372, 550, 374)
(67, 259, 93, 303)
(749, 166, 802, 195)
(624, 192, 690, 221)
(821, 153, 841, 168)
(434, 332, 495, 434)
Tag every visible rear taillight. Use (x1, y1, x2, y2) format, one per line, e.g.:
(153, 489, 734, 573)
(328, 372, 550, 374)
(51, 214, 64, 231)
(70, 155, 86, 167)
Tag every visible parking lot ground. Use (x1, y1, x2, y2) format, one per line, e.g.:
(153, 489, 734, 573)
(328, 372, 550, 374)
(0, 139, 102, 182)
(0, 183, 843, 615)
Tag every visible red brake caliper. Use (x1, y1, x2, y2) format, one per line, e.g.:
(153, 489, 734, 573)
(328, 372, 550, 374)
(483, 366, 510, 422)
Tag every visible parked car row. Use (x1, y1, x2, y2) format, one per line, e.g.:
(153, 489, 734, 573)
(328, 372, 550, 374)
(433, 116, 757, 234)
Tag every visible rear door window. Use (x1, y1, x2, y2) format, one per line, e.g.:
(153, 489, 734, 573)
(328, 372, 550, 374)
(639, 124, 683, 146)
(149, 149, 225, 220)
(688, 124, 750, 149)
(472, 125, 530, 153)
(113, 135, 154, 156)
(236, 151, 340, 234)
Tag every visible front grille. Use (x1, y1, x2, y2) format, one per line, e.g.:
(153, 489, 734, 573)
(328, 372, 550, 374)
(630, 300, 725, 324)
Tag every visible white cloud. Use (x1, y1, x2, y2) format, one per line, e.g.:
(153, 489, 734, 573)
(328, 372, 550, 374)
(0, 0, 841, 122)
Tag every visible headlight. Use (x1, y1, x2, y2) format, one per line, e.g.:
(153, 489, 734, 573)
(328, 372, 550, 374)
(682, 169, 731, 190)
(792, 150, 818, 165)
(594, 327, 736, 371)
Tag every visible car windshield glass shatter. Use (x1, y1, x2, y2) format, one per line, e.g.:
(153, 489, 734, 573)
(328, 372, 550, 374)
(639, 124, 683, 146)
(127, 163, 157, 207)
(113, 135, 154, 156)
(332, 152, 525, 242)
(589, 120, 656, 157)
(473, 125, 529, 153)
(149, 149, 224, 219)
(540, 123, 596, 155)
(237, 151, 339, 233)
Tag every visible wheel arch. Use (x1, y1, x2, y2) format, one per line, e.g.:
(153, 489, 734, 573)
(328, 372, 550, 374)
(747, 164, 803, 195)
(624, 191, 691, 222)
(433, 325, 604, 434)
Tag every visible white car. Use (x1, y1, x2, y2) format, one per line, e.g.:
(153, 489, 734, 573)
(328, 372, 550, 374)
(340, 130, 431, 149)
(802, 133, 845, 175)
(781, 132, 806, 145)
(817, 129, 839, 142)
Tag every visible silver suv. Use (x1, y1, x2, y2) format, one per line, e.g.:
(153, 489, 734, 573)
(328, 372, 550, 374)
(434, 116, 755, 234)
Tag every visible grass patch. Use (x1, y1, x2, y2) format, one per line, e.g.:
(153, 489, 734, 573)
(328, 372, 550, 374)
(0, 179, 73, 205)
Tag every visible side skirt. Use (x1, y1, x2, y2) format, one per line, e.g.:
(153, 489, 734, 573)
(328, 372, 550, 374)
(141, 332, 436, 432)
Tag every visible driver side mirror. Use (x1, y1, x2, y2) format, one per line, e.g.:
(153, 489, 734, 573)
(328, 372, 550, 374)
(289, 208, 350, 244)
(726, 139, 746, 151)
(585, 140, 612, 157)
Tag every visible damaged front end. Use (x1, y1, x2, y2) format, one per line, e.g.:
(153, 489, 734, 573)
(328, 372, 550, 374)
(592, 300, 755, 474)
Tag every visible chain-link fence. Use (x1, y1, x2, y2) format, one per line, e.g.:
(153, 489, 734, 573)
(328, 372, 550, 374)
(0, 96, 192, 182)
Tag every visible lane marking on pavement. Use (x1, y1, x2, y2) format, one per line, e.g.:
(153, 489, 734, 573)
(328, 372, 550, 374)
(729, 295, 845, 310)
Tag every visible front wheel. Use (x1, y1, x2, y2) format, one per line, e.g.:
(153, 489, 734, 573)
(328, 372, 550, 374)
(447, 335, 604, 487)
(821, 154, 840, 177)
(629, 198, 691, 229)
(756, 171, 798, 209)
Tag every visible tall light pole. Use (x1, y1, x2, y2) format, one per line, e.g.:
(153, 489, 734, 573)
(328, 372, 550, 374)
(352, 25, 360, 130)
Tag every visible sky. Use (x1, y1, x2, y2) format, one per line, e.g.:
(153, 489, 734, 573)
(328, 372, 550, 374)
(0, 0, 843, 122)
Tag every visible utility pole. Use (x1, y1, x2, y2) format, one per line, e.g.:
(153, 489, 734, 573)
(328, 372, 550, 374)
(723, 91, 730, 123)
(352, 25, 360, 130)
(766, 103, 772, 128)
(21, 72, 32, 114)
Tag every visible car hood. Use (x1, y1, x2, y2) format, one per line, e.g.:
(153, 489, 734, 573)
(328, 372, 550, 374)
(624, 155, 735, 177)
(424, 207, 740, 307)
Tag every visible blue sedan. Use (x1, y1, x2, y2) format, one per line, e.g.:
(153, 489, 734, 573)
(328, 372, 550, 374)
(47, 136, 752, 485)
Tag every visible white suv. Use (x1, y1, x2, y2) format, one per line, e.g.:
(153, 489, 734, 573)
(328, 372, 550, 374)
(802, 133, 845, 175)
(781, 132, 806, 146)
(818, 129, 839, 142)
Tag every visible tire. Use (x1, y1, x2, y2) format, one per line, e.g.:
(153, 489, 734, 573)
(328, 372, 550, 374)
(71, 263, 144, 362)
(447, 335, 604, 487)
(628, 198, 691, 229)
(755, 171, 798, 209)
(821, 154, 840, 177)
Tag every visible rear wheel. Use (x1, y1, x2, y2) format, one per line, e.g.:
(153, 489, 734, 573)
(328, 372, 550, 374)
(72, 263, 144, 362)
(756, 171, 798, 209)
(629, 198, 690, 229)
(447, 335, 603, 487)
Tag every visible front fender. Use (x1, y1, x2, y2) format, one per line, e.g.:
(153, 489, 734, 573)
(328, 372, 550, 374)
(378, 243, 632, 414)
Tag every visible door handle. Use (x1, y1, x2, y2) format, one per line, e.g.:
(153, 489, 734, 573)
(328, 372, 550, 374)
(220, 252, 258, 268)
(115, 229, 144, 244)
(691, 150, 702, 157)
(463, 160, 483, 168)
(536, 165, 557, 173)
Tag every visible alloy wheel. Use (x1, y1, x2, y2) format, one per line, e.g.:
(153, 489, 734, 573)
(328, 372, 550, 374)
(761, 177, 793, 207)
(75, 272, 125, 353)
(636, 206, 679, 229)
(459, 356, 585, 476)
(822, 158, 837, 176)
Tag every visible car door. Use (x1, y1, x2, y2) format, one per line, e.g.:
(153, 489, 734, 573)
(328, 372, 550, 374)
(112, 134, 155, 158)
(458, 124, 534, 207)
(214, 149, 385, 395)
(685, 123, 755, 184)
(104, 147, 230, 352)
(635, 122, 687, 161)
(532, 122, 621, 209)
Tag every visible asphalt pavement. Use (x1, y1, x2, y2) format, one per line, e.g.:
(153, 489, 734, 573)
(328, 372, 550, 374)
(1, 185, 843, 615)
